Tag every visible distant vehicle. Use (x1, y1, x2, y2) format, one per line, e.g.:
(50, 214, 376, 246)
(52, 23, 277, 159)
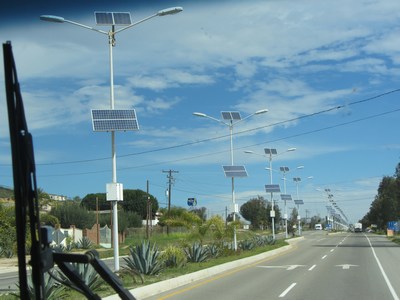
(354, 223, 363, 232)
(315, 224, 323, 230)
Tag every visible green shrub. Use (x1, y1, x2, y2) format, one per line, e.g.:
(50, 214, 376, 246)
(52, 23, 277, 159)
(160, 245, 186, 268)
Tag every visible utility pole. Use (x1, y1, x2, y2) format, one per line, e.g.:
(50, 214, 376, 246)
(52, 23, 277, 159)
(162, 169, 178, 234)
(146, 180, 152, 240)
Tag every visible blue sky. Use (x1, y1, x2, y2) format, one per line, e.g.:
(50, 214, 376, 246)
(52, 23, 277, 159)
(1, 0, 400, 224)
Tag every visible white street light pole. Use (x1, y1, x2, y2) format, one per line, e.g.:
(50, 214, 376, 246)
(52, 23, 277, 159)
(193, 109, 268, 250)
(294, 177, 302, 236)
(41, 7, 183, 272)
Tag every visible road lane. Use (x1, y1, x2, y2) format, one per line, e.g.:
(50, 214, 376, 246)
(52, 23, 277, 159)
(143, 232, 400, 300)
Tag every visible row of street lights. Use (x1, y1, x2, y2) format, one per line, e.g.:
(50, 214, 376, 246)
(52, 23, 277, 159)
(193, 110, 268, 251)
(40, 6, 324, 269)
(244, 148, 311, 239)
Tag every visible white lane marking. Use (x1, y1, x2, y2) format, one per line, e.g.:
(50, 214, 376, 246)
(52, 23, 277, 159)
(335, 264, 359, 270)
(279, 283, 297, 298)
(308, 264, 316, 271)
(257, 265, 305, 270)
(330, 249, 335, 252)
(322, 255, 327, 260)
(365, 235, 399, 300)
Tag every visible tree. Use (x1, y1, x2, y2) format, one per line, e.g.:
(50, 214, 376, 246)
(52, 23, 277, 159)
(240, 196, 268, 230)
(121, 189, 159, 219)
(158, 206, 202, 229)
(38, 187, 52, 207)
(0, 204, 16, 253)
(190, 207, 207, 222)
(226, 212, 241, 222)
(81, 193, 109, 211)
(288, 207, 298, 235)
(50, 202, 95, 229)
(361, 175, 399, 229)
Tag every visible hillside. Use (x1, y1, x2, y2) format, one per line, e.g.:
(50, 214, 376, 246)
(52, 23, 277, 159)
(0, 186, 14, 199)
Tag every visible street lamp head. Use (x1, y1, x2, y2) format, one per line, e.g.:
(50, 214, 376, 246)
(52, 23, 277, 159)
(287, 147, 296, 152)
(40, 15, 65, 23)
(255, 108, 268, 115)
(296, 166, 304, 169)
(157, 7, 183, 16)
(193, 112, 207, 118)
(244, 150, 254, 154)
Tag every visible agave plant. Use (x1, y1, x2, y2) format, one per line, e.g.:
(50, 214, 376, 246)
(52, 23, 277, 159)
(206, 243, 220, 258)
(239, 239, 255, 251)
(76, 237, 93, 249)
(123, 240, 163, 276)
(58, 263, 104, 293)
(13, 272, 68, 299)
(185, 242, 209, 263)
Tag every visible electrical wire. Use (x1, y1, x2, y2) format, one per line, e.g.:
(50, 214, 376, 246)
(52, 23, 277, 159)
(7, 88, 398, 167)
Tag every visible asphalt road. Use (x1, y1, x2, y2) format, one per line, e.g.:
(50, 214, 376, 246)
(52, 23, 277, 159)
(2, 232, 399, 300)
(143, 231, 400, 300)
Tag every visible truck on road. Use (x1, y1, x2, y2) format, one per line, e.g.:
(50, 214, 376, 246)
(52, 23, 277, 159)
(354, 222, 363, 232)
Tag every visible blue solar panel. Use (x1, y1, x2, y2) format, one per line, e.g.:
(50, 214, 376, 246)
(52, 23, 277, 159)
(280, 194, 292, 201)
(91, 109, 139, 132)
(265, 184, 281, 193)
(264, 148, 277, 155)
(113, 13, 132, 25)
(95, 12, 132, 25)
(95, 12, 113, 25)
(221, 111, 241, 121)
(222, 165, 248, 178)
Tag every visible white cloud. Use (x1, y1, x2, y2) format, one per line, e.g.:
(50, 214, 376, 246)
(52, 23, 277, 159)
(127, 70, 214, 91)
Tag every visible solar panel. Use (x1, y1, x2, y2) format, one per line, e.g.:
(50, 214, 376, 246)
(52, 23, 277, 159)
(280, 166, 289, 172)
(91, 109, 139, 132)
(222, 165, 248, 178)
(95, 12, 113, 25)
(265, 184, 281, 193)
(221, 111, 241, 121)
(113, 13, 132, 25)
(294, 199, 304, 205)
(95, 12, 132, 25)
(264, 148, 277, 155)
(280, 194, 292, 201)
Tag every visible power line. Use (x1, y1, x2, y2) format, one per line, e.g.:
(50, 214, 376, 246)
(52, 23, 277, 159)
(2, 88, 396, 168)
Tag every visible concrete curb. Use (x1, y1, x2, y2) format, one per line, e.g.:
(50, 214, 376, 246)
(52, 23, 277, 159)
(105, 237, 304, 300)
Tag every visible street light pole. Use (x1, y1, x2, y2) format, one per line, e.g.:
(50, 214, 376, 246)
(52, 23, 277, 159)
(294, 177, 302, 236)
(193, 109, 268, 251)
(266, 149, 276, 239)
(41, 7, 183, 272)
(280, 166, 289, 238)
